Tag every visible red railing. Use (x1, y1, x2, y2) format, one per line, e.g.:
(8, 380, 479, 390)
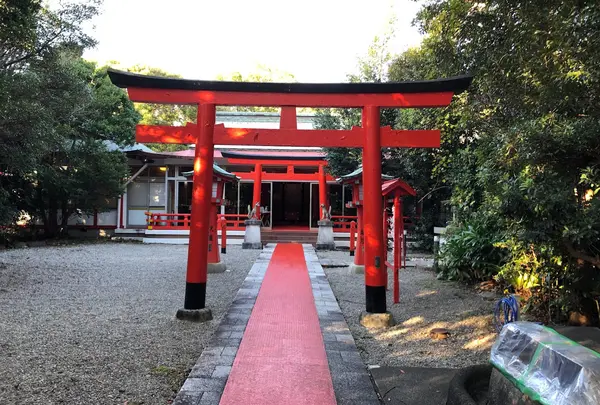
(222, 214, 246, 230)
(145, 213, 356, 232)
(146, 212, 191, 229)
(331, 215, 357, 232)
(145, 212, 247, 230)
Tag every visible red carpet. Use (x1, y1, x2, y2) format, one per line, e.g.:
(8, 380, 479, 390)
(218, 243, 337, 405)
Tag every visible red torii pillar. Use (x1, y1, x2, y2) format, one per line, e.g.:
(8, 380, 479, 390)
(182, 103, 216, 319)
(362, 106, 386, 313)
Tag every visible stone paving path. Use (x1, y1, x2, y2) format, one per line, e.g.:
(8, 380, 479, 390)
(172, 243, 379, 405)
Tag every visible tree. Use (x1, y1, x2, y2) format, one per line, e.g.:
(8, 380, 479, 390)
(0, 0, 104, 228)
(216, 64, 301, 112)
(0, 0, 99, 70)
(412, 0, 600, 322)
(5, 48, 139, 237)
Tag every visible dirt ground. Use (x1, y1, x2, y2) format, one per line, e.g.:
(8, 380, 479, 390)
(319, 250, 499, 368)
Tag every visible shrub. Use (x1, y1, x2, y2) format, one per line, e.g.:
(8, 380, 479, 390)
(437, 214, 507, 282)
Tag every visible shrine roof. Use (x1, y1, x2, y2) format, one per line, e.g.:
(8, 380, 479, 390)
(181, 164, 238, 181)
(108, 69, 473, 95)
(220, 150, 326, 161)
(122, 145, 326, 161)
(382, 178, 417, 197)
(336, 166, 394, 183)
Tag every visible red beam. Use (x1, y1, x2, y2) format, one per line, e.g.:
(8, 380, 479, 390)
(227, 158, 325, 166)
(234, 171, 335, 182)
(127, 88, 455, 108)
(136, 124, 441, 148)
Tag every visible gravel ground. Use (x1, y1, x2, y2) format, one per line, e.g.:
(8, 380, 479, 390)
(0, 242, 260, 405)
(318, 250, 498, 369)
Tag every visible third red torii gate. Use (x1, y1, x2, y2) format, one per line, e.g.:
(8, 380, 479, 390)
(108, 69, 472, 321)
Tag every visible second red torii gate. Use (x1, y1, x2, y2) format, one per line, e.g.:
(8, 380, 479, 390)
(137, 107, 337, 221)
(220, 150, 334, 221)
(108, 69, 472, 322)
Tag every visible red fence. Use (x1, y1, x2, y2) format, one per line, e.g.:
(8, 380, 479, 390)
(145, 212, 358, 232)
(331, 215, 357, 232)
(146, 212, 191, 229)
(146, 212, 247, 230)
(221, 214, 246, 230)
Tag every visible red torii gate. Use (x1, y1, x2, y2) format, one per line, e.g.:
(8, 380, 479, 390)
(108, 69, 472, 321)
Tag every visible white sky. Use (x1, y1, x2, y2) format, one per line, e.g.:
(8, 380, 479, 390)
(81, 0, 425, 82)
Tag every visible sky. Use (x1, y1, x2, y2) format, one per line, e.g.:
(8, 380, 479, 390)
(80, 0, 425, 82)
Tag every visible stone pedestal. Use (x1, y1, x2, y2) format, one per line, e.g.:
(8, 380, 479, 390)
(242, 219, 262, 249)
(176, 308, 213, 322)
(347, 263, 365, 274)
(316, 220, 335, 250)
(359, 311, 395, 329)
(207, 262, 227, 273)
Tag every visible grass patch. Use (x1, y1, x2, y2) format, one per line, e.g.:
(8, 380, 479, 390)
(151, 365, 189, 394)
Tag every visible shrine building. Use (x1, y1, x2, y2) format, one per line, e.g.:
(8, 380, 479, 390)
(87, 111, 358, 245)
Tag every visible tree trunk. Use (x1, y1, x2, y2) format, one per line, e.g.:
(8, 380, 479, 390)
(60, 205, 71, 237)
(46, 202, 58, 238)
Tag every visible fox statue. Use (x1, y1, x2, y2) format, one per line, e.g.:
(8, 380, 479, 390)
(320, 203, 332, 221)
(247, 202, 260, 219)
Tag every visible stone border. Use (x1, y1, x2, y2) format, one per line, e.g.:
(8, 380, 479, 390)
(302, 244, 381, 405)
(172, 246, 274, 405)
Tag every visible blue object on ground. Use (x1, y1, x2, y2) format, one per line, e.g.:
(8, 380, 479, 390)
(494, 295, 519, 332)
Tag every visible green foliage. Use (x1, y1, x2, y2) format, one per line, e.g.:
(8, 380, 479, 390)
(0, 0, 99, 70)
(494, 240, 542, 292)
(437, 214, 507, 282)
(412, 0, 600, 321)
(216, 64, 304, 113)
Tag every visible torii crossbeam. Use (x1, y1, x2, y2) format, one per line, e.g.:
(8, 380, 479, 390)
(136, 122, 442, 148)
(108, 68, 472, 322)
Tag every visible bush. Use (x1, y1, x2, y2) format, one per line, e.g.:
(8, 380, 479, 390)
(437, 214, 507, 282)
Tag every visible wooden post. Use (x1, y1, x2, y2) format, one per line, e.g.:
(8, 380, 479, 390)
(119, 197, 125, 229)
(183, 103, 215, 310)
(349, 220, 356, 256)
(393, 194, 401, 304)
(252, 163, 262, 216)
(207, 203, 220, 264)
(219, 214, 227, 254)
(280, 106, 297, 129)
(362, 106, 386, 314)
(319, 165, 327, 218)
(355, 207, 364, 266)
(383, 205, 388, 290)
